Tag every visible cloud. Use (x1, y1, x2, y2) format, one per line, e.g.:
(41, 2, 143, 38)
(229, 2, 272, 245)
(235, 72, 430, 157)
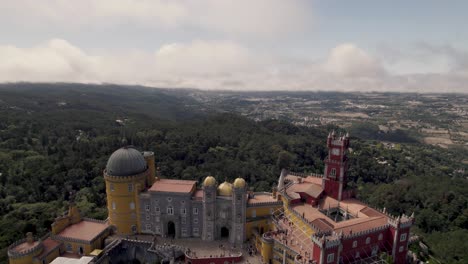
(0, 39, 467, 93)
(1, 0, 309, 38)
(323, 43, 386, 77)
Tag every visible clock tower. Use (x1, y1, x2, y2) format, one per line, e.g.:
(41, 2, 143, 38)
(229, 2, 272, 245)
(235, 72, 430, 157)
(323, 131, 350, 201)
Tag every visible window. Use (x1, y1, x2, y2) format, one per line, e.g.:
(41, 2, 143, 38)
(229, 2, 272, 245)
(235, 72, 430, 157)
(128, 183, 133, 192)
(193, 228, 199, 236)
(181, 200, 185, 205)
(400, 233, 407, 242)
(66, 243, 72, 252)
(193, 208, 198, 215)
(352, 240, 357, 248)
(366, 237, 371, 244)
(181, 208, 186, 215)
(146, 214, 150, 221)
(355, 252, 360, 258)
(154, 199, 159, 204)
(399, 246, 404, 253)
(131, 225, 137, 233)
(167, 197, 172, 202)
(145, 204, 150, 211)
(251, 210, 256, 218)
(112, 201, 116, 210)
(327, 253, 334, 263)
(378, 233, 383, 241)
(110, 183, 114, 191)
(146, 224, 151, 231)
(194, 218, 198, 224)
(167, 206, 174, 215)
(155, 207, 160, 213)
(220, 211, 226, 218)
(330, 168, 336, 177)
(372, 246, 378, 256)
(130, 202, 135, 210)
(237, 195, 241, 202)
(270, 208, 274, 215)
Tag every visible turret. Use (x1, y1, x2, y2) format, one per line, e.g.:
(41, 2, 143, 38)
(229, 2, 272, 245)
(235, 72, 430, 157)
(232, 177, 247, 245)
(323, 131, 351, 201)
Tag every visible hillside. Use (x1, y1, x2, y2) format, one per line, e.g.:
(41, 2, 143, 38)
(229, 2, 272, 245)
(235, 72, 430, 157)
(0, 83, 467, 263)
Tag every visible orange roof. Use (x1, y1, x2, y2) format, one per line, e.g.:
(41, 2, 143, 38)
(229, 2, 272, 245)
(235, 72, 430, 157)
(290, 197, 389, 235)
(57, 220, 109, 242)
(11, 241, 40, 253)
(149, 179, 197, 193)
(193, 189, 204, 200)
(37, 238, 61, 259)
(248, 193, 278, 204)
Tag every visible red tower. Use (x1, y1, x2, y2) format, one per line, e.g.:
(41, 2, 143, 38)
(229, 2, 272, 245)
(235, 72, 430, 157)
(323, 131, 350, 201)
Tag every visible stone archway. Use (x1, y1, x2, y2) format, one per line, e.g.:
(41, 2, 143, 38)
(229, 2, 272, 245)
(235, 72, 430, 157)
(221, 226, 229, 239)
(167, 221, 176, 238)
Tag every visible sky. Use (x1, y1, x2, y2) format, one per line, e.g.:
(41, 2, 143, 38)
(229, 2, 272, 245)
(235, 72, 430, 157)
(1, 0, 467, 93)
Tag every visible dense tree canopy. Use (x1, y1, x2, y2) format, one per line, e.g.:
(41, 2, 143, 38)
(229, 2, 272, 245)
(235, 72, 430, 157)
(0, 84, 466, 263)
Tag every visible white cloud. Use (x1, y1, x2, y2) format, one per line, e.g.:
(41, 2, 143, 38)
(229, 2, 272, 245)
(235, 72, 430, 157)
(1, 0, 309, 38)
(0, 39, 467, 93)
(323, 43, 385, 77)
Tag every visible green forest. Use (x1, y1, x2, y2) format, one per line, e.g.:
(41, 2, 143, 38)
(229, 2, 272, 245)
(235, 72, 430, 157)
(0, 84, 467, 263)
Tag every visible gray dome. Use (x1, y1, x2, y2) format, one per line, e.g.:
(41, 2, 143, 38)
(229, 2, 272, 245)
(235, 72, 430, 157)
(106, 147, 147, 176)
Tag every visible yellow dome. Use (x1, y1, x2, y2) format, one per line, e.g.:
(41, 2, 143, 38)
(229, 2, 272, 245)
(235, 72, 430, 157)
(203, 176, 216, 187)
(233, 178, 246, 188)
(217, 181, 233, 196)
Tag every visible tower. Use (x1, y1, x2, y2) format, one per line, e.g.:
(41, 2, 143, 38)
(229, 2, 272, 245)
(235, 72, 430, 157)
(323, 131, 350, 201)
(232, 177, 247, 245)
(202, 176, 217, 241)
(104, 146, 150, 234)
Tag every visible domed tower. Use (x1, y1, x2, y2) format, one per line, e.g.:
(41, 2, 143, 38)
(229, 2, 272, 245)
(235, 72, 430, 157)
(232, 178, 247, 245)
(104, 146, 153, 235)
(202, 176, 217, 241)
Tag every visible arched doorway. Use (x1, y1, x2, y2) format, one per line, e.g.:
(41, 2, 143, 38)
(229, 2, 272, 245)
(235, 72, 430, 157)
(167, 221, 175, 238)
(221, 227, 229, 238)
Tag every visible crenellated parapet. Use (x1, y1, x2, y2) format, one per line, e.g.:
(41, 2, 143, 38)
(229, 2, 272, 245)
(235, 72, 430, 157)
(311, 232, 341, 249)
(342, 224, 389, 240)
(287, 171, 324, 179)
(388, 213, 414, 229)
(7, 236, 44, 259)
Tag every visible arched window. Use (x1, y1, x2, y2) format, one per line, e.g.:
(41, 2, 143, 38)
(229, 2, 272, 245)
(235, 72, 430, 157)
(378, 233, 383, 240)
(130, 202, 135, 210)
(366, 237, 371, 244)
(112, 201, 116, 210)
(352, 240, 357, 248)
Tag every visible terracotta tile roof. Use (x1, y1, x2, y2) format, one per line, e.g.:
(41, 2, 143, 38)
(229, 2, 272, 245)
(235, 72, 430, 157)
(248, 193, 278, 204)
(11, 241, 40, 253)
(290, 197, 389, 235)
(193, 189, 204, 200)
(286, 181, 323, 199)
(149, 179, 197, 193)
(57, 220, 109, 242)
(37, 238, 61, 259)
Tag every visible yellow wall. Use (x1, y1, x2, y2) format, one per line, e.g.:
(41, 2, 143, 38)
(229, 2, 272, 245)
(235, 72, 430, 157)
(62, 228, 109, 256)
(9, 255, 34, 264)
(104, 171, 147, 235)
(261, 239, 273, 263)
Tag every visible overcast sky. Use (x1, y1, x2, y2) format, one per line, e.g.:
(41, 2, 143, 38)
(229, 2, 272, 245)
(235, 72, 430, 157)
(1, 0, 467, 93)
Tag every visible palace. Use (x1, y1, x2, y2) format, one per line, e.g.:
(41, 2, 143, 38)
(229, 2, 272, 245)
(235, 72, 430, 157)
(8, 132, 414, 264)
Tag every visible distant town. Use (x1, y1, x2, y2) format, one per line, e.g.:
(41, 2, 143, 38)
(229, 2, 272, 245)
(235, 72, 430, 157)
(189, 91, 468, 149)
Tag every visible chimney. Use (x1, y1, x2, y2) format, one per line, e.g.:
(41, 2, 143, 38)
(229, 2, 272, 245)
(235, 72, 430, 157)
(26, 232, 34, 244)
